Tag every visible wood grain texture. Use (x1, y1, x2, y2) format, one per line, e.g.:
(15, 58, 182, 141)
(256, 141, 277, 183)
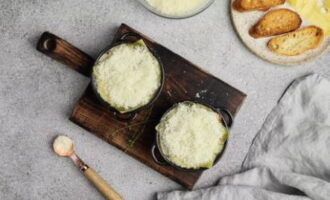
(37, 24, 246, 189)
(84, 168, 124, 200)
(37, 32, 94, 76)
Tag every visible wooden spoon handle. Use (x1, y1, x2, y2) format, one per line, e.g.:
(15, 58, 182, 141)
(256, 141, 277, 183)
(84, 168, 124, 200)
(36, 32, 94, 76)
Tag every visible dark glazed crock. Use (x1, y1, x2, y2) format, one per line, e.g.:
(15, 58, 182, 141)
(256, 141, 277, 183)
(151, 101, 233, 172)
(91, 32, 165, 122)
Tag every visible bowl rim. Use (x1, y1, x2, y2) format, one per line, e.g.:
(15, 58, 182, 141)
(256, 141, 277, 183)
(152, 101, 233, 172)
(137, 0, 216, 19)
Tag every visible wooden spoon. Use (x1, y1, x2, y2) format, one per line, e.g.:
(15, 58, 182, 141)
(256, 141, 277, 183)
(53, 135, 124, 200)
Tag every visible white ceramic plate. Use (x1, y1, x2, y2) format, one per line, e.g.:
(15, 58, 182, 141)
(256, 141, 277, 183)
(230, 0, 330, 66)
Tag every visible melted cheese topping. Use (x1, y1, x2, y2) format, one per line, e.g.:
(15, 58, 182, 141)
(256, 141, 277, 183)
(145, 0, 209, 17)
(156, 102, 228, 169)
(93, 40, 161, 113)
(288, 0, 330, 35)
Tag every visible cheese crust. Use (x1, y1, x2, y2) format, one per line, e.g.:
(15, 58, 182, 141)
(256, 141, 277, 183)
(93, 40, 161, 113)
(156, 102, 228, 169)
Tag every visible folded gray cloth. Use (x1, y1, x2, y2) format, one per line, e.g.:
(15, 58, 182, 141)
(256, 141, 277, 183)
(158, 74, 330, 200)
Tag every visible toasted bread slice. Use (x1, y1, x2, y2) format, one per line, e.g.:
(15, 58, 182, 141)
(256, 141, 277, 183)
(250, 9, 302, 38)
(233, 0, 285, 12)
(268, 26, 324, 56)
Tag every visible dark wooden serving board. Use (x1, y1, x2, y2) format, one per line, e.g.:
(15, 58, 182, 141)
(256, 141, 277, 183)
(37, 24, 246, 189)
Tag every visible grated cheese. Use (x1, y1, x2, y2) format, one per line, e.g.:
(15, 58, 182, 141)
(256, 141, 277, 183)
(93, 40, 161, 113)
(145, 0, 209, 17)
(53, 136, 73, 156)
(156, 102, 228, 169)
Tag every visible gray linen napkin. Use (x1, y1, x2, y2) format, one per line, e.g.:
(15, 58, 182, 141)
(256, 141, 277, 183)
(157, 74, 330, 200)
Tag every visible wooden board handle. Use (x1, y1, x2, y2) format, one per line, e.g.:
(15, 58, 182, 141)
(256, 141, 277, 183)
(36, 32, 94, 76)
(84, 168, 124, 200)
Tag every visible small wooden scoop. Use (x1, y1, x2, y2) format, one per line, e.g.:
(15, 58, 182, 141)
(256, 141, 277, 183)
(53, 135, 124, 200)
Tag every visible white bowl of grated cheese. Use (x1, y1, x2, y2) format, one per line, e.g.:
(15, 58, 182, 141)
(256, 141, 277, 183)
(138, 0, 215, 19)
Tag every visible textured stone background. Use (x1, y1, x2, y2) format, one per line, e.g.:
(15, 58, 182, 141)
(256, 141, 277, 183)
(0, 0, 329, 200)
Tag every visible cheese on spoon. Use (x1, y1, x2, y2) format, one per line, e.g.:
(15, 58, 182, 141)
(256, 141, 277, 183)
(53, 136, 74, 156)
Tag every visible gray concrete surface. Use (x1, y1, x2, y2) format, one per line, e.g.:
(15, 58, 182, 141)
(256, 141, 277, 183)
(0, 0, 329, 200)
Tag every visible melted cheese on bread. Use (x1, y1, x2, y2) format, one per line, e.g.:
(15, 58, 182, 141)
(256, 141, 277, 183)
(288, 0, 330, 35)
